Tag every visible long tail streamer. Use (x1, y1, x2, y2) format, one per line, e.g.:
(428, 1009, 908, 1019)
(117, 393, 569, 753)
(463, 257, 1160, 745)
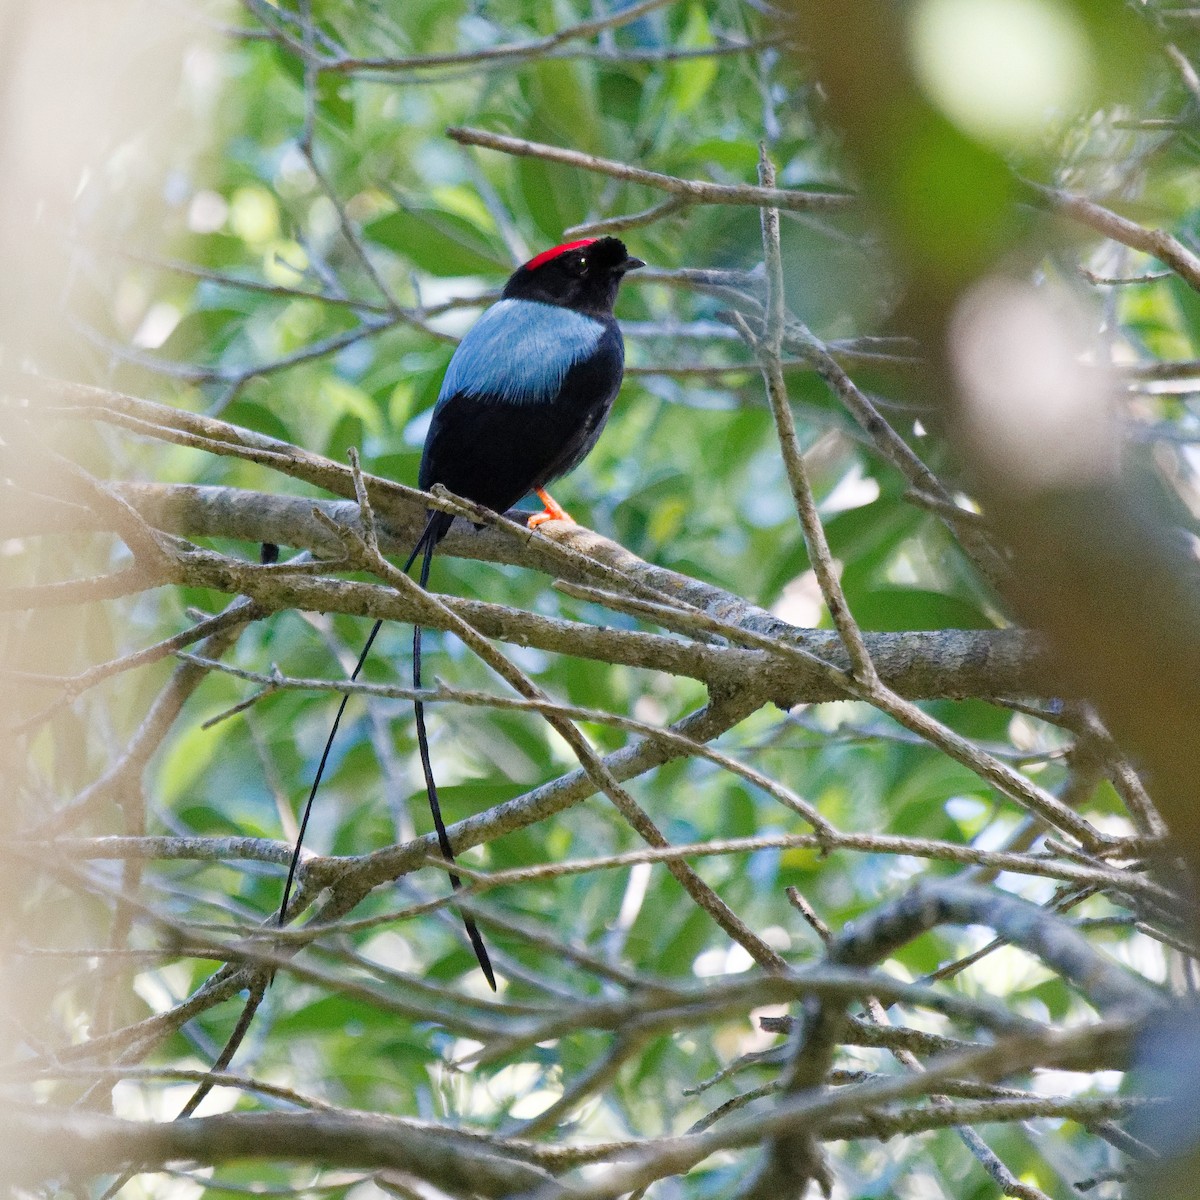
(278, 514, 495, 989)
(412, 530, 496, 988)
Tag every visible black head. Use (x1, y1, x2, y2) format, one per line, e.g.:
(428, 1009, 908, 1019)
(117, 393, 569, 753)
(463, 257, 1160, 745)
(502, 236, 644, 315)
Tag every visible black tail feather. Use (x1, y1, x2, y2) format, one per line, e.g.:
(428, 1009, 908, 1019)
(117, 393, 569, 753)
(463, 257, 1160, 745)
(413, 530, 497, 990)
(278, 617, 383, 926)
(279, 510, 496, 990)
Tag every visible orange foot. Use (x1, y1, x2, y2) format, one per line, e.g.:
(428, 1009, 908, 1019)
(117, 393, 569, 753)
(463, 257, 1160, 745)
(527, 487, 576, 529)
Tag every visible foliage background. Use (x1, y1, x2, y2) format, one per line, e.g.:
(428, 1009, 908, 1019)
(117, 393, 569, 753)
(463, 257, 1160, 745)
(5, 0, 1200, 1197)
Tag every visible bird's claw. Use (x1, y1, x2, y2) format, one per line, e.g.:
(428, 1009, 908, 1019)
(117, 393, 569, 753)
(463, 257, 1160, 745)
(529, 488, 575, 528)
(528, 508, 575, 529)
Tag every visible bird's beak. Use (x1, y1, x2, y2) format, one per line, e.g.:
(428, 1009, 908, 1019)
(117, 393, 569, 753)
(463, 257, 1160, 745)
(620, 257, 646, 273)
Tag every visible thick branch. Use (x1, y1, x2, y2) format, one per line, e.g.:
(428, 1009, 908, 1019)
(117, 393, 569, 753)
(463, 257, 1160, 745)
(0, 1106, 559, 1197)
(17, 479, 1052, 703)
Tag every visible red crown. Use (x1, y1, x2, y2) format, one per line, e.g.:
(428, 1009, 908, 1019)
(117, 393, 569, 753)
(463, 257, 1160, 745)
(523, 238, 597, 271)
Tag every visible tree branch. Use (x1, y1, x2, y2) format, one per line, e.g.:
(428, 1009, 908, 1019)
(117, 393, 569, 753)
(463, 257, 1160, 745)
(10, 476, 1052, 704)
(447, 126, 854, 213)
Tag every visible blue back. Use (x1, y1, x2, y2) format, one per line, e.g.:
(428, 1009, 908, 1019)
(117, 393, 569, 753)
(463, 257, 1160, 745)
(437, 299, 606, 407)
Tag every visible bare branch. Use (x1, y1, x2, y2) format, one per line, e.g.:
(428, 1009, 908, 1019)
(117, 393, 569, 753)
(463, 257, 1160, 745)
(447, 126, 854, 214)
(317, 0, 674, 73)
(1036, 182, 1200, 295)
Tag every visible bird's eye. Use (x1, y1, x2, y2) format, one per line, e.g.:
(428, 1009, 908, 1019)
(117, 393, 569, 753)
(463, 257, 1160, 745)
(566, 255, 588, 276)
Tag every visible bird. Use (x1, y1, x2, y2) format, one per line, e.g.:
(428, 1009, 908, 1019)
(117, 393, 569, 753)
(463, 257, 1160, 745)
(279, 236, 645, 989)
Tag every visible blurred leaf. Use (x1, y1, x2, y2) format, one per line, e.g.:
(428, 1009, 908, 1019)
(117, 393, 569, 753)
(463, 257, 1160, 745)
(527, 58, 602, 152)
(667, 6, 718, 116)
(851, 586, 994, 632)
(364, 207, 506, 276)
(516, 154, 590, 243)
(157, 307, 243, 360)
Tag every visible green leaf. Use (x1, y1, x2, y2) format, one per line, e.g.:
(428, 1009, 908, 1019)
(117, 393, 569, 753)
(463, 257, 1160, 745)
(157, 307, 244, 360)
(667, 6, 718, 116)
(364, 207, 506, 277)
(850, 587, 995, 632)
(516, 155, 590, 242)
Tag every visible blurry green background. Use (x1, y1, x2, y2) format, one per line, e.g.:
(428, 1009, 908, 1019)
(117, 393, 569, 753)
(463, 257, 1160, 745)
(7, 0, 1200, 1196)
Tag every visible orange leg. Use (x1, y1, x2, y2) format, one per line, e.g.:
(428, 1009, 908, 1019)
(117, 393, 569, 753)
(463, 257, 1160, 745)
(527, 487, 575, 529)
